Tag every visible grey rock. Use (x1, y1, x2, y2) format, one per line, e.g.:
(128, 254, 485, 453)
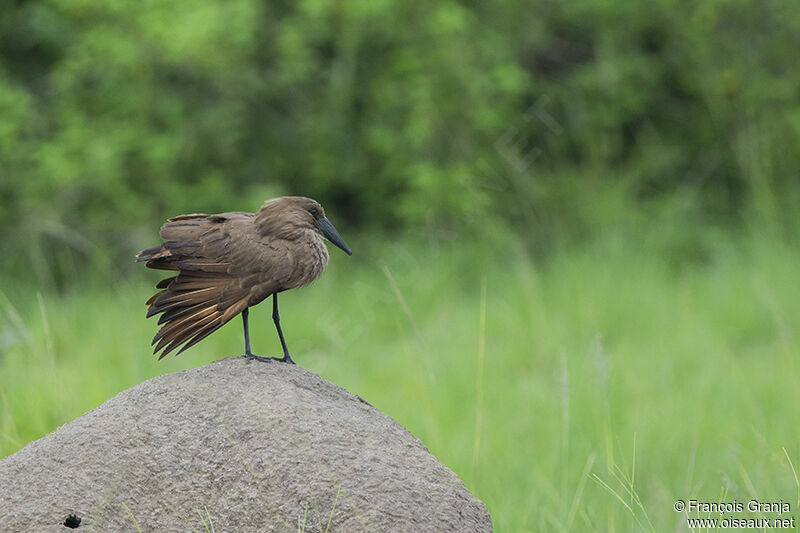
(0, 357, 491, 532)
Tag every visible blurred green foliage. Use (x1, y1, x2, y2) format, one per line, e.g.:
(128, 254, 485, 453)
(1, 0, 799, 285)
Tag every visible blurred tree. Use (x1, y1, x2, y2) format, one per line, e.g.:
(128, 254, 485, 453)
(0, 0, 798, 284)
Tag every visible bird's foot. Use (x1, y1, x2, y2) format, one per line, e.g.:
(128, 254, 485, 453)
(243, 352, 296, 364)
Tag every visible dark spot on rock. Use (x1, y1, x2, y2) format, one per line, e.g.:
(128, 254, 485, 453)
(64, 514, 81, 528)
(357, 395, 372, 407)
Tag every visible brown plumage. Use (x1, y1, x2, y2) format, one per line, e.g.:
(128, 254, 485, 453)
(136, 196, 352, 363)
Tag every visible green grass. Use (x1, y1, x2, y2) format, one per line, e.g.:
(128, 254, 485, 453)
(2, 232, 800, 531)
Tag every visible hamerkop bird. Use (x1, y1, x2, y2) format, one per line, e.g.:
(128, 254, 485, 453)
(136, 196, 352, 363)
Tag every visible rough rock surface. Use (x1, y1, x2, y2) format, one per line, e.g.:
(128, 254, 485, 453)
(0, 357, 491, 532)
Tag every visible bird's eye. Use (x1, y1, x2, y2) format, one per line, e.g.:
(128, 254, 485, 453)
(309, 207, 319, 217)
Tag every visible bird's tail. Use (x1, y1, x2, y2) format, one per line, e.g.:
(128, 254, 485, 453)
(135, 214, 215, 269)
(137, 214, 248, 358)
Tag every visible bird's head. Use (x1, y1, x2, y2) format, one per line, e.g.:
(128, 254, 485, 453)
(256, 196, 352, 256)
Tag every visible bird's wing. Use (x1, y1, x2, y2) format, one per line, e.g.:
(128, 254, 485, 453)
(137, 212, 292, 358)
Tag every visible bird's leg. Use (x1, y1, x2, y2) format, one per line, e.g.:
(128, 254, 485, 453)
(272, 293, 295, 364)
(242, 308, 257, 360)
(241, 295, 295, 364)
(241, 307, 276, 363)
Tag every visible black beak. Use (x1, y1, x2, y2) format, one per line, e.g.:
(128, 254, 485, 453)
(317, 217, 352, 256)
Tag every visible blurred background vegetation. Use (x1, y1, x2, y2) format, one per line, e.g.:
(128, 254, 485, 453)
(2, 0, 799, 286)
(2, 0, 800, 531)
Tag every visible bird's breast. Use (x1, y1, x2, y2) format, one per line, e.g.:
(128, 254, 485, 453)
(287, 232, 329, 289)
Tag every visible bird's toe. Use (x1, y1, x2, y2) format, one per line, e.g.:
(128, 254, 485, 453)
(242, 353, 294, 364)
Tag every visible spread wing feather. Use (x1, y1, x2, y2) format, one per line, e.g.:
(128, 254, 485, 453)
(136, 212, 282, 359)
